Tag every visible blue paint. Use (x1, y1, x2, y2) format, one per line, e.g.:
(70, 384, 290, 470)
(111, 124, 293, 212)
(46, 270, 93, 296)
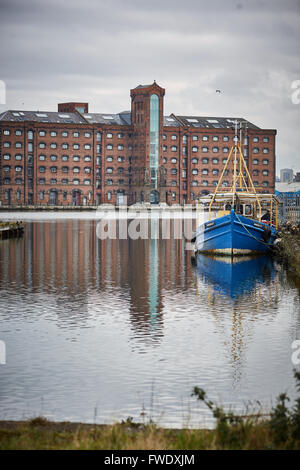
(196, 254, 275, 299)
(196, 210, 277, 254)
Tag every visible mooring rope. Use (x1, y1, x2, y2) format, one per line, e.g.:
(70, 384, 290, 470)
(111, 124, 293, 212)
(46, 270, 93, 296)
(235, 213, 273, 246)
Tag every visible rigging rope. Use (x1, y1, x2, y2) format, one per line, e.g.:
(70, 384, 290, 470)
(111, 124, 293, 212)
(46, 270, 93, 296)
(235, 213, 274, 246)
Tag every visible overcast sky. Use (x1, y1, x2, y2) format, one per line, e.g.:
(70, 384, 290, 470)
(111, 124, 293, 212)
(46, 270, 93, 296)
(0, 0, 299, 174)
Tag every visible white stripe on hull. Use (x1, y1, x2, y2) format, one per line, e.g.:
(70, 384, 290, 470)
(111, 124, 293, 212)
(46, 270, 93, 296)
(195, 248, 261, 255)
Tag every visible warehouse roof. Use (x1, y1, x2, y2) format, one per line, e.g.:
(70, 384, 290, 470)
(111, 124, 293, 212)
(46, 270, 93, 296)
(174, 115, 260, 130)
(0, 110, 87, 124)
(0, 109, 263, 130)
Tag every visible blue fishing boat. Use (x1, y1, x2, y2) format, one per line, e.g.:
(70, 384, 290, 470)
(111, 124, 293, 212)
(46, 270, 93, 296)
(194, 209, 278, 255)
(194, 121, 279, 255)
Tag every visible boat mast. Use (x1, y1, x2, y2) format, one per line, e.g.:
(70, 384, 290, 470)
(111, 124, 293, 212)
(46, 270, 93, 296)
(232, 120, 238, 207)
(239, 121, 243, 189)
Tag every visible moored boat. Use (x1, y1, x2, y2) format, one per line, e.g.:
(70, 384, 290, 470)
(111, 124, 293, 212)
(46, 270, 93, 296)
(195, 208, 278, 255)
(194, 121, 279, 255)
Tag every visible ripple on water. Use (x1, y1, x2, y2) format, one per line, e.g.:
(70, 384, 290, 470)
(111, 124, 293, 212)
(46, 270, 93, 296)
(0, 220, 299, 427)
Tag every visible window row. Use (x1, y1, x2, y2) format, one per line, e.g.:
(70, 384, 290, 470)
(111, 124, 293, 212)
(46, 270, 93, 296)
(106, 156, 125, 162)
(162, 134, 270, 143)
(2, 154, 95, 163)
(105, 179, 126, 186)
(38, 131, 95, 138)
(2, 165, 23, 172)
(38, 166, 92, 173)
(3, 142, 23, 148)
(188, 168, 269, 176)
(3, 130, 102, 140)
(3, 178, 23, 184)
(40, 131, 93, 138)
(38, 179, 92, 185)
(253, 148, 269, 154)
(162, 156, 269, 165)
(2, 141, 95, 150)
(2, 178, 94, 185)
(106, 133, 125, 139)
(163, 146, 269, 154)
(106, 144, 129, 150)
(38, 155, 93, 162)
(3, 129, 270, 144)
(2, 154, 23, 160)
(106, 167, 125, 174)
(3, 150, 100, 161)
(188, 180, 270, 187)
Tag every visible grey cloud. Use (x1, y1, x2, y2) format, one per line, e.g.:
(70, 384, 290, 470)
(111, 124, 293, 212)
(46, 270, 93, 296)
(0, 0, 299, 170)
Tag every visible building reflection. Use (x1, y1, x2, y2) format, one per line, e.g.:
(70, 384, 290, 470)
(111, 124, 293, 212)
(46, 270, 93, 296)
(0, 220, 194, 343)
(0, 218, 284, 380)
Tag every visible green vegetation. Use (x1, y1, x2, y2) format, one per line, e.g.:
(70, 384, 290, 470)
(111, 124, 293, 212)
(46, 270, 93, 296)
(191, 369, 300, 450)
(274, 223, 300, 278)
(0, 221, 23, 229)
(0, 371, 299, 450)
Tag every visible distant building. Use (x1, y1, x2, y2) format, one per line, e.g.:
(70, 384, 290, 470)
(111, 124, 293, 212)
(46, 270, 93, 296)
(280, 168, 293, 183)
(294, 172, 300, 182)
(275, 181, 300, 223)
(0, 81, 277, 207)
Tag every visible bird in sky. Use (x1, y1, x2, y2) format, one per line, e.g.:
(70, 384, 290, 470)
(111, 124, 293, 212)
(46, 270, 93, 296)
(216, 89, 221, 93)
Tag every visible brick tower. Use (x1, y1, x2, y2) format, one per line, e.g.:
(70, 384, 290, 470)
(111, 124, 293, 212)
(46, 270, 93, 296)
(130, 81, 165, 203)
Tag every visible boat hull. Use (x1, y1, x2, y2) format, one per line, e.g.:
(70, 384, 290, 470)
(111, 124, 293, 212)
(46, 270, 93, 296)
(195, 210, 277, 255)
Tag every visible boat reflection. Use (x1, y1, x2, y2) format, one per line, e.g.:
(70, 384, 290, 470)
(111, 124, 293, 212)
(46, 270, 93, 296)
(195, 254, 275, 299)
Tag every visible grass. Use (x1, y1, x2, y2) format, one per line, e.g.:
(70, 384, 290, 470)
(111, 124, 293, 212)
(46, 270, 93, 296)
(0, 371, 299, 450)
(275, 225, 300, 278)
(0, 419, 212, 450)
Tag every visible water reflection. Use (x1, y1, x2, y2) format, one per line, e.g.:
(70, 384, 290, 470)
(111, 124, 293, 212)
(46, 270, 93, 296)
(0, 220, 194, 346)
(195, 254, 276, 299)
(194, 254, 282, 387)
(0, 219, 299, 427)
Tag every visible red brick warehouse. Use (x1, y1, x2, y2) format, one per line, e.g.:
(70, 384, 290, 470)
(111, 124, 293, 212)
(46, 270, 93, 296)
(0, 81, 276, 207)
